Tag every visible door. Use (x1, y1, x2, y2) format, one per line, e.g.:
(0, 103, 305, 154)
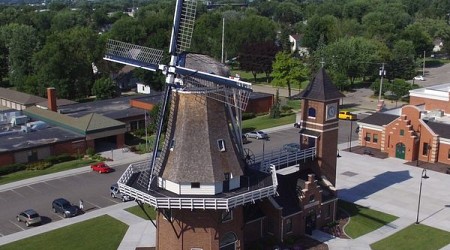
(223, 173, 230, 192)
(395, 143, 406, 159)
(305, 213, 316, 235)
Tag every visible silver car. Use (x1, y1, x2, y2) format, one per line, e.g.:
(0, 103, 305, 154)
(110, 184, 134, 202)
(17, 209, 42, 227)
(245, 131, 269, 140)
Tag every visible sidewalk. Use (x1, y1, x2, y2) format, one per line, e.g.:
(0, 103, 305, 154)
(307, 141, 450, 249)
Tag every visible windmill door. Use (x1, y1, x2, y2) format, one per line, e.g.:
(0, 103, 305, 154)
(223, 173, 230, 192)
(395, 143, 406, 159)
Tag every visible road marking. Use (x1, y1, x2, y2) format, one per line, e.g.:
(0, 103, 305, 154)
(10, 220, 25, 231)
(11, 189, 26, 198)
(85, 200, 101, 209)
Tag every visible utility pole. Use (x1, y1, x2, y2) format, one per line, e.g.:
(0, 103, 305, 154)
(377, 63, 386, 112)
(422, 51, 426, 76)
(221, 18, 225, 64)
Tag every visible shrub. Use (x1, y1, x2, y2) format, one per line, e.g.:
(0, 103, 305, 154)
(86, 147, 95, 156)
(281, 105, 293, 113)
(46, 154, 76, 165)
(26, 161, 51, 171)
(242, 112, 256, 120)
(0, 163, 27, 176)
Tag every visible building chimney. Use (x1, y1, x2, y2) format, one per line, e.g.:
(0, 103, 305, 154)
(47, 87, 57, 112)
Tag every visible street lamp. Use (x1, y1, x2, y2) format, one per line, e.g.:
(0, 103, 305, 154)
(415, 168, 429, 224)
(377, 63, 386, 111)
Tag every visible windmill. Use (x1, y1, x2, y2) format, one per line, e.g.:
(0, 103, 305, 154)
(104, 0, 278, 248)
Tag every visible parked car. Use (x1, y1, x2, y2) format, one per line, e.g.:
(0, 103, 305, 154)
(414, 75, 425, 81)
(110, 184, 134, 202)
(283, 143, 301, 153)
(338, 111, 357, 120)
(16, 209, 42, 227)
(245, 131, 269, 140)
(91, 162, 113, 173)
(51, 198, 80, 218)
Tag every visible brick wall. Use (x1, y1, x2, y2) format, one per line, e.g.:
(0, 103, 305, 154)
(157, 207, 244, 250)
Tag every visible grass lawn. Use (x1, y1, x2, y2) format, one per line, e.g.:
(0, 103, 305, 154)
(242, 113, 296, 132)
(371, 224, 450, 250)
(0, 159, 96, 185)
(339, 200, 398, 238)
(125, 205, 157, 220)
(0, 215, 128, 250)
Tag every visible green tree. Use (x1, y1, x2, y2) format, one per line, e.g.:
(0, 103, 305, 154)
(388, 40, 416, 80)
(401, 24, 433, 56)
(270, 88, 281, 118)
(238, 41, 279, 83)
(387, 79, 417, 106)
(92, 77, 117, 100)
(32, 27, 101, 99)
(271, 52, 308, 98)
(0, 24, 38, 91)
(324, 36, 388, 87)
(302, 14, 339, 51)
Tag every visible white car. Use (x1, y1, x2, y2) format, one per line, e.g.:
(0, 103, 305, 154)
(414, 75, 425, 81)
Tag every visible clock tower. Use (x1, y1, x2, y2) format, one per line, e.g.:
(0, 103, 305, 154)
(297, 68, 344, 187)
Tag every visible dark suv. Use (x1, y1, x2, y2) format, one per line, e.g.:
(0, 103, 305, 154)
(52, 198, 79, 218)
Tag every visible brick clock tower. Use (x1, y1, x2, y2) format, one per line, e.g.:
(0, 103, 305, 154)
(297, 68, 344, 186)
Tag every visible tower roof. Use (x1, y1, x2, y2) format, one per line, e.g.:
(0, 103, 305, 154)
(298, 68, 344, 101)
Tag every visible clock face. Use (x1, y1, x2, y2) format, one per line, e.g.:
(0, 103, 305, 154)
(326, 104, 337, 120)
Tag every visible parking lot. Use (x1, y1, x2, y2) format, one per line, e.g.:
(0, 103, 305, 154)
(0, 163, 131, 236)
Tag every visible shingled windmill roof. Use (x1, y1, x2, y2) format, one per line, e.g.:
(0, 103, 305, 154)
(297, 68, 344, 101)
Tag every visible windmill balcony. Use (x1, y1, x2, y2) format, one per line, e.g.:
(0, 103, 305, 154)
(117, 161, 278, 210)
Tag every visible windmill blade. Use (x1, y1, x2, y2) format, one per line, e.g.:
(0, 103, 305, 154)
(174, 66, 252, 92)
(177, 0, 197, 54)
(104, 39, 164, 71)
(169, 0, 197, 55)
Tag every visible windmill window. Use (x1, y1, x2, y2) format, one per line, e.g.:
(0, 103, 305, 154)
(191, 182, 200, 188)
(170, 139, 175, 151)
(217, 139, 226, 152)
(221, 210, 233, 222)
(308, 108, 316, 118)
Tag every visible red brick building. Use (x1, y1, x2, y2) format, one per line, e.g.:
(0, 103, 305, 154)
(356, 83, 450, 166)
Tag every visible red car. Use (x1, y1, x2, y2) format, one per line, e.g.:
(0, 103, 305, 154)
(90, 162, 113, 173)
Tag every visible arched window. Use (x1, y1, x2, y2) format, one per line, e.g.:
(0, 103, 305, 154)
(308, 107, 316, 118)
(219, 232, 237, 250)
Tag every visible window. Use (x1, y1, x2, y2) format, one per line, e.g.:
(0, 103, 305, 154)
(222, 210, 232, 222)
(285, 218, 292, 233)
(191, 182, 200, 188)
(309, 194, 315, 203)
(448, 149, 450, 159)
(308, 107, 316, 118)
(217, 139, 226, 152)
(373, 134, 378, 143)
(422, 143, 429, 156)
(400, 129, 404, 136)
(365, 133, 371, 142)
